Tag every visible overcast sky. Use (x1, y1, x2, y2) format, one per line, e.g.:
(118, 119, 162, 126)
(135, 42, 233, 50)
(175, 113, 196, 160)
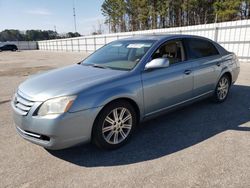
(0, 0, 106, 35)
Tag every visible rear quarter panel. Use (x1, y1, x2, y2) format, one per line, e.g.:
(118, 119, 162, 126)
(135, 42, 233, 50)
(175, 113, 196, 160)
(219, 53, 240, 85)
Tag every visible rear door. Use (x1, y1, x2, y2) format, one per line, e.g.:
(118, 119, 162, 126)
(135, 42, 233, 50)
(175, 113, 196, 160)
(184, 38, 222, 97)
(142, 39, 193, 115)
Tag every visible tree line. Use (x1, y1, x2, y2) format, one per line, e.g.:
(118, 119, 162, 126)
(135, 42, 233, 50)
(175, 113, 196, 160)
(101, 0, 250, 33)
(0, 29, 81, 42)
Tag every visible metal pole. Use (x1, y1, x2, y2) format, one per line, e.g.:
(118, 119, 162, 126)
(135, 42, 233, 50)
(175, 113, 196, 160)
(78, 38, 80, 52)
(73, 0, 77, 33)
(214, 27, 218, 42)
(85, 38, 87, 52)
(94, 37, 96, 51)
(66, 40, 68, 52)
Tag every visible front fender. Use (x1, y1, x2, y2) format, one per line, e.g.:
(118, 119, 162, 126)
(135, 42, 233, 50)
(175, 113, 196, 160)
(69, 74, 144, 119)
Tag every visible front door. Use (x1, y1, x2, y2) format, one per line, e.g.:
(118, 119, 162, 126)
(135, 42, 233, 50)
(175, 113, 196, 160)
(142, 39, 193, 115)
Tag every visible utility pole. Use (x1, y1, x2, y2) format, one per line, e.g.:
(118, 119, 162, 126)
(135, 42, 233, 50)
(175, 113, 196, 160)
(54, 25, 57, 38)
(73, 0, 77, 33)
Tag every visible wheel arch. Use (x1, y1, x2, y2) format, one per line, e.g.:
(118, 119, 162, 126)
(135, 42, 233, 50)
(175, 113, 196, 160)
(216, 68, 233, 86)
(223, 72, 232, 85)
(213, 70, 233, 93)
(220, 71, 232, 86)
(91, 97, 141, 139)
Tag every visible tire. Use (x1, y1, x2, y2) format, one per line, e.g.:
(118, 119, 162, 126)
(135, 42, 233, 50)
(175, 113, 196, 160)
(92, 100, 137, 150)
(213, 74, 230, 103)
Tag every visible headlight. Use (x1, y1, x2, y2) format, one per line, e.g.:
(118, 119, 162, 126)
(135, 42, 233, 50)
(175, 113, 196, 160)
(37, 96, 76, 116)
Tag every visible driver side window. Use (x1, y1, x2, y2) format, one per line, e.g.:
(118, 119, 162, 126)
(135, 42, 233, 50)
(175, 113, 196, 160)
(152, 40, 185, 65)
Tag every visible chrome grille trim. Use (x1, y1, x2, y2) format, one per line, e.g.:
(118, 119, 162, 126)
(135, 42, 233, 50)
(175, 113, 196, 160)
(16, 95, 34, 106)
(13, 92, 34, 116)
(16, 103, 31, 111)
(13, 107, 28, 116)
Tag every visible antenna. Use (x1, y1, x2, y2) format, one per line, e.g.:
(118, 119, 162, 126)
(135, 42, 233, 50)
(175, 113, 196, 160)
(73, 0, 77, 33)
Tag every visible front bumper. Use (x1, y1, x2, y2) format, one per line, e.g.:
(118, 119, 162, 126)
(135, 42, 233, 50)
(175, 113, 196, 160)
(11, 100, 102, 150)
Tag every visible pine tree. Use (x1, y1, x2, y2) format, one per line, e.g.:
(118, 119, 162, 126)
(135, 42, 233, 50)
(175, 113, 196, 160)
(101, 0, 249, 33)
(214, 0, 242, 21)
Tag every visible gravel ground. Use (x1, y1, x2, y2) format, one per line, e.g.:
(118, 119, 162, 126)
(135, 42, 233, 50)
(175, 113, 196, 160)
(0, 51, 249, 188)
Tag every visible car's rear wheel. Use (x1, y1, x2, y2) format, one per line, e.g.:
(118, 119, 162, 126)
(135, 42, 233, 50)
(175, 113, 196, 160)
(92, 100, 137, 150)
(213, 74, 230, 103)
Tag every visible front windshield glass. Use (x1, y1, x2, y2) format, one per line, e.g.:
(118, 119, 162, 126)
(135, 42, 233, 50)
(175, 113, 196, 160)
(81, 40, 156, 70)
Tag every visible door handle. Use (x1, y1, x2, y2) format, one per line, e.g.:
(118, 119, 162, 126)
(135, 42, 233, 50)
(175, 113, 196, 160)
(184, 70, 192, 75)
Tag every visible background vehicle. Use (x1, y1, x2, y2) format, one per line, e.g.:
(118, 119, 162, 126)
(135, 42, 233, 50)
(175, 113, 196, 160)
(0, 44, 18, 51)
(11, 35, 240, 150)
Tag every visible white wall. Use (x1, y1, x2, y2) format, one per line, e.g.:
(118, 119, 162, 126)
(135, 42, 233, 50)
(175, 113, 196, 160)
(0, 41, 37, 50)
(38, 19, 250, 61)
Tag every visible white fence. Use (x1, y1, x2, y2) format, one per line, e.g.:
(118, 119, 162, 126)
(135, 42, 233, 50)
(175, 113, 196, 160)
(38, 19, 250, 62)
(0, 41, 37, 50)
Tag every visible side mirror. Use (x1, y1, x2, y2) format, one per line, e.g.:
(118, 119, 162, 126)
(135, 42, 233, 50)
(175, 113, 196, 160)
(145, 58, 170, 71)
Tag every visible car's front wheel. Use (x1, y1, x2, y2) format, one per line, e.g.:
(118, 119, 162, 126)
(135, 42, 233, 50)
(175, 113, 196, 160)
(92, 100, 137, 150)
(214, 74, 230, 103)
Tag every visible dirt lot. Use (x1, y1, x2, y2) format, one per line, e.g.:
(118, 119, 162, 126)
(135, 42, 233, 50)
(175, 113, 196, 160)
(0, 51, 249, 188)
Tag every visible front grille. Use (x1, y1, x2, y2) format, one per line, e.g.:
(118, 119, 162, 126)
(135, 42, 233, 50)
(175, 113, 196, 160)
(13, 92, 34, 116)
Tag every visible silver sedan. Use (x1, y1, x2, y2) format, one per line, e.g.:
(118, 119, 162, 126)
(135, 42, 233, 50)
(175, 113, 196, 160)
(11, 35, 240, 150)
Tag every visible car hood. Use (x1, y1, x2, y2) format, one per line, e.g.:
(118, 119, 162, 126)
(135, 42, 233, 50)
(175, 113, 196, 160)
(18, 64, 126, 101)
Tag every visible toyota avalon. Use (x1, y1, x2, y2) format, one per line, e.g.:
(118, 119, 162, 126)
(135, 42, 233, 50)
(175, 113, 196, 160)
(11, 35, 240, 150)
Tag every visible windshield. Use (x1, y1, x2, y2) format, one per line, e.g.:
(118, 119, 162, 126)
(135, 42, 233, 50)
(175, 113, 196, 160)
(81, 40, 156, 70)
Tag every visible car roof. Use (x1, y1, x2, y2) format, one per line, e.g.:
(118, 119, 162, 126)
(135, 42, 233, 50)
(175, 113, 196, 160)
(119, 34, 213, 42)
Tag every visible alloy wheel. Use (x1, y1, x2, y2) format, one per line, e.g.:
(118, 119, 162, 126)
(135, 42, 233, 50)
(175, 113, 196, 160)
(217, 77, 229, 100)
(102, 107, 132, 145)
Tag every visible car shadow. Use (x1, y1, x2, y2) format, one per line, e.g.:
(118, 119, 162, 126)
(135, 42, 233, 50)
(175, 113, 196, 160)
(47, 85, 250, 167)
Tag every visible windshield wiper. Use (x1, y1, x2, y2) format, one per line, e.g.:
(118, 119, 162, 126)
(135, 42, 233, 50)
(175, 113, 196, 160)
(92, 64, 108, 69)
(82, 63, 113, 70)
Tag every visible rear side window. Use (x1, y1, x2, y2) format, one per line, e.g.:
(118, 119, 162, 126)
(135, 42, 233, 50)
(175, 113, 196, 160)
(185, 38, 219, 59)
